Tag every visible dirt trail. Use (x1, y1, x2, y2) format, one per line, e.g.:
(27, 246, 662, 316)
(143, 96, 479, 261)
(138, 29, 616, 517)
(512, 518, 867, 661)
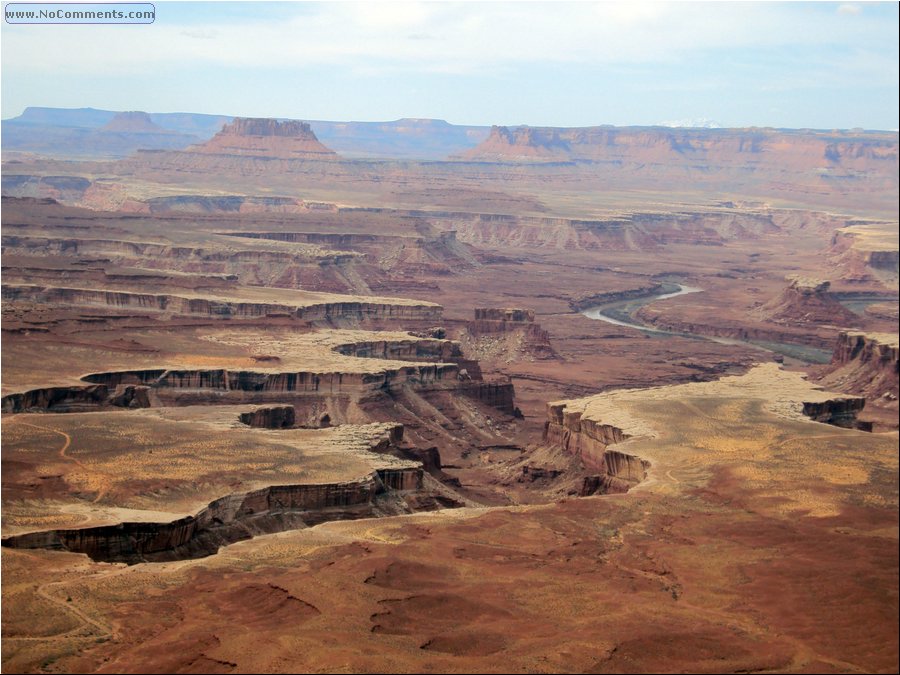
(13, 419, 111, 503)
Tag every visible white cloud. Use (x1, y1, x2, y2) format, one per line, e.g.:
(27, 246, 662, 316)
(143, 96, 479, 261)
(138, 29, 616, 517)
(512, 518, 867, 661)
(837, 4, 862, 15)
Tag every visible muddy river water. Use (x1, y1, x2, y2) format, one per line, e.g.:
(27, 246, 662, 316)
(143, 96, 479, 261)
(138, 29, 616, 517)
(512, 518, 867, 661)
(581, 282, 834, 365)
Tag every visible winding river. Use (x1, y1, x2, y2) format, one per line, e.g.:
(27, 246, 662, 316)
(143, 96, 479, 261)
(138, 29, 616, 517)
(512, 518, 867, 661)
(581, 283, 702, 332)
(580, 282, 833, 365)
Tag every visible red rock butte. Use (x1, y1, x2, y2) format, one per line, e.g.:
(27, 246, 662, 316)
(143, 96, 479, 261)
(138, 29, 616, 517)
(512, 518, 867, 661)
(190, 117, 338, 158)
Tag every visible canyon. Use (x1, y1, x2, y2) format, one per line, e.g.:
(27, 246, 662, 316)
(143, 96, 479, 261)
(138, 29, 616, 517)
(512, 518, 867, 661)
(1, 110, 897, 674)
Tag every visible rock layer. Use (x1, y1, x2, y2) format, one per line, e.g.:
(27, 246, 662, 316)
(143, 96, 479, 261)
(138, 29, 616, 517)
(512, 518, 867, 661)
(1, 284, 442, 324)
(543, 402, 649, 493)
(239, 405, 296, 429)
(814, 332, 899, 421)
(1, 468, 425, 564)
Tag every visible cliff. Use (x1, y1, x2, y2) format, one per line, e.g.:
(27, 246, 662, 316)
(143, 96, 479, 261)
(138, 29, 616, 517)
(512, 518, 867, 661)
(1, 468, 426, 563)
(815, 332, 899, 415)
(190, 117, 337, 159)
(2, 362, 518, 417)
(0, 284, 442, 324)
(466, 307, 556, 360)
(543, 402, 649, 493)
(239, 405, 296, 428)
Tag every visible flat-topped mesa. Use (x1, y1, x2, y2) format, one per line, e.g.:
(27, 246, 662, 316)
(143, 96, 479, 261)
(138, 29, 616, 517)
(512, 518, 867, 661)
(543, 402, 648, 494)
(100, 111, 168, 134)
(191, 117, 337, 158)
(226, 118, 317, 138)
(753, 275, 861, 327)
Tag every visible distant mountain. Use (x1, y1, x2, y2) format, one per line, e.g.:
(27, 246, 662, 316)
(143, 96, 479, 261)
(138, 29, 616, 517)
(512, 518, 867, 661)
(4, 107, 896, 165)
(1, 107, 490, 159)
(6, 106, 231, 135)
(308, 118, 490, 159)
(2, 107, 212, 158)
(6, 106, 118, 128)
(455, 124, 899, 173)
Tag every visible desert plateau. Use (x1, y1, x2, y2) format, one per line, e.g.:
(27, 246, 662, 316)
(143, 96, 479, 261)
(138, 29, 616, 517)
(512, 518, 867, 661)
(2, 2, 898, 673)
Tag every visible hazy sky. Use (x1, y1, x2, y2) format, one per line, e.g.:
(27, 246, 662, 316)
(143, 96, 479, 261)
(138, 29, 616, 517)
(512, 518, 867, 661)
(2, 1, 898, 129)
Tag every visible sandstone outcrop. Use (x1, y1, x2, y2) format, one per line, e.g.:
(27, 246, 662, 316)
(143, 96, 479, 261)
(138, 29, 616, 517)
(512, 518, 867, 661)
(814, 332, 899, 416)
(466, 307, 555, 360)
(189, 118, 337, 159)
(239, 405, 296, 429)
(1, 384, 113, 414)
(543, 402, 648, 493)
(460, 381, 517, 416)
(3, 359, 517, 417)
(1, 284, 442, 324)
(800, 397, 869, 430)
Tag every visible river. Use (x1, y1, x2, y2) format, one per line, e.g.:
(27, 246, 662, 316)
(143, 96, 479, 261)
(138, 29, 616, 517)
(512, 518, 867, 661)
(580, 282, 833, 365)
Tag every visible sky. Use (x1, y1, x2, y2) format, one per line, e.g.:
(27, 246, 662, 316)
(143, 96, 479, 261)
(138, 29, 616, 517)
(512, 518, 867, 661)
(2, 1, 898, 129)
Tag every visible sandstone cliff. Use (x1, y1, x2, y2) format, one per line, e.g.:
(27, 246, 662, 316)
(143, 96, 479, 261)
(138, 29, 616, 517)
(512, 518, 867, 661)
(1, 468, 426, 563)
(815, 332, 899, 415)
(0, 284, 442, 324)
(464, 307, 556, 360)
(543, 402, 649, 494)
(239, 405, 296, 429)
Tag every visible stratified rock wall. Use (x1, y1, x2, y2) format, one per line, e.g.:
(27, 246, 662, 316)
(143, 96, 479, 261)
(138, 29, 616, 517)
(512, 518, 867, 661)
(1, 284, 442, 324)
(543, 402, 648, 491)
(468, 307, 555, 359)
(1, 468, 424, 563)
(815, 332, 899, 411)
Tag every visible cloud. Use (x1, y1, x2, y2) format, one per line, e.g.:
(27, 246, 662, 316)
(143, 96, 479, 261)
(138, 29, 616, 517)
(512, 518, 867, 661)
(837, 4, 862, 15)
